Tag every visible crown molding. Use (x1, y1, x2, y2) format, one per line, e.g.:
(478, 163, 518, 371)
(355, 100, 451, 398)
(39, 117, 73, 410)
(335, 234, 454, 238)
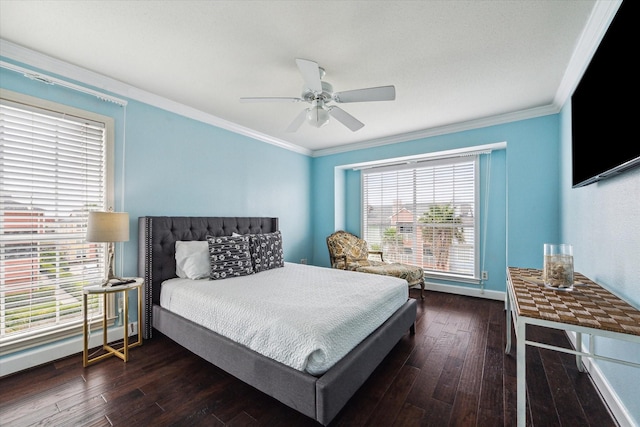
(2, 0, 615, 162)
(311, 105, 558, 157)
(0, 39, 312, 156)
(553, 0, 622, 109)
(315, 0, 618, 159)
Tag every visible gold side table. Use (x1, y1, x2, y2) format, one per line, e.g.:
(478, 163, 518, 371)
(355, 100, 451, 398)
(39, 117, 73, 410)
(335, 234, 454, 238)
(82, 278, 143, 367)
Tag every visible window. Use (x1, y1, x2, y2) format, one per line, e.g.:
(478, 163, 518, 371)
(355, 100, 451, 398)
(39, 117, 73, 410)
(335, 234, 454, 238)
(362, 156, 478, 279)
(0, 92, 114, 352)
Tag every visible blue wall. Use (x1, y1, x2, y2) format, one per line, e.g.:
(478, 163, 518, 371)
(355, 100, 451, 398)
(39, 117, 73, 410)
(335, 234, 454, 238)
(120, 100, 313, 275)
(559, 102, 640, 425)
(311, 116, 559, 293)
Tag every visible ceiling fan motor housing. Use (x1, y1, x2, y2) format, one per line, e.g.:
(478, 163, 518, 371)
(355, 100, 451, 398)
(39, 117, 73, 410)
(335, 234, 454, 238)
(302, 81, 334, 102)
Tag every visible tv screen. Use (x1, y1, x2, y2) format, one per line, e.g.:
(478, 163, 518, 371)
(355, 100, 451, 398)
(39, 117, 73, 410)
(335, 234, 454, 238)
(571, 0, 638, 188)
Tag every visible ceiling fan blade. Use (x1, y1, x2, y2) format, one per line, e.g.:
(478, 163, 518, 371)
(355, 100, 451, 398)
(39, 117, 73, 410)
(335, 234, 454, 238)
(328, 107, 364, 132)
(333, 85, 396, 103)
(285, 108, 308, 132)
(295, 58, 323, 94)
(240, 97, 303, 103)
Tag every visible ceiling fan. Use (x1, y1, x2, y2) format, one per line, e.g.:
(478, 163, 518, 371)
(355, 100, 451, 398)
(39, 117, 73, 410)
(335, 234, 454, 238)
(240, 58, 396, 132)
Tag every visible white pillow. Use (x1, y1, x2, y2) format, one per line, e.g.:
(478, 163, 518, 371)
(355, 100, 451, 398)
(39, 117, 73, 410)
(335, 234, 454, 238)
(175, 241, 209, 279)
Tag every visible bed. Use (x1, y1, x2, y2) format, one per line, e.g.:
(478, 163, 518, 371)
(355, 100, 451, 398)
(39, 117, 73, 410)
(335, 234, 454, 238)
(138, 216, 417, 425)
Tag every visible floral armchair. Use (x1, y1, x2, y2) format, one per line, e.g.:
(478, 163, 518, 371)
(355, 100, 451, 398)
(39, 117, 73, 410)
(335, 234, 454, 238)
(326, 230, 425, 299)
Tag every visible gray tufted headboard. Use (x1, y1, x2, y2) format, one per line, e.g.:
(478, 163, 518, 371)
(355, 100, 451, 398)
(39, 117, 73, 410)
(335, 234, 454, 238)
(137, 216, 279, 338)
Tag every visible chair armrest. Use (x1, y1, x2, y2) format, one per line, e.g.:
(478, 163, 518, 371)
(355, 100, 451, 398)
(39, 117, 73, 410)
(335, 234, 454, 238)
(368, 250, 384, 262)
(335, 255, 373, 270)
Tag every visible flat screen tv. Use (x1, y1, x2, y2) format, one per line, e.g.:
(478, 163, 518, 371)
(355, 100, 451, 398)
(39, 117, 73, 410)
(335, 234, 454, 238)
(571, 0, 638, 188)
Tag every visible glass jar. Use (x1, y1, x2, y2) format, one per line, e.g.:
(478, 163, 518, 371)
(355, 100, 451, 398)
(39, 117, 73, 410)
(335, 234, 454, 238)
(543, 243, 574, 290)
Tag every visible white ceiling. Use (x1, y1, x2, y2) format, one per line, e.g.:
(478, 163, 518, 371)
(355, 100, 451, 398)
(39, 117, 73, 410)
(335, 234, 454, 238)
(0, 1, 619, 156)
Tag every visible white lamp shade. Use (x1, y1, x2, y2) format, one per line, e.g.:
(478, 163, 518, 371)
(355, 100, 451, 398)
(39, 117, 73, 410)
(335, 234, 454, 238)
(86, 211, 129, 242)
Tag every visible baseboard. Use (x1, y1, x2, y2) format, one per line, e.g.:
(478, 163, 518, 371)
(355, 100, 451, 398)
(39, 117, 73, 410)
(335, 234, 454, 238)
(566, 332, 636, 427)
(422, 281, 505, 301)
(0, 322, 139, 378)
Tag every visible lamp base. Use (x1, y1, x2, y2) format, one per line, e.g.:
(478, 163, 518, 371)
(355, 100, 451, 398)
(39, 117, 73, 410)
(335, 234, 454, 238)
(101, 276, 126, 287)
(100, 242, 123, 286)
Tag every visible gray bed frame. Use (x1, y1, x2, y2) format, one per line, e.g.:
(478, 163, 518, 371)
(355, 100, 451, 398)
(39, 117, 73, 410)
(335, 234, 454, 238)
(138, 216, 417, 425)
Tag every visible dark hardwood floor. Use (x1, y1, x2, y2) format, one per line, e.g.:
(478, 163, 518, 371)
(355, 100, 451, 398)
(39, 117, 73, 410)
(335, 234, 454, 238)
(0, 290, 617, 426)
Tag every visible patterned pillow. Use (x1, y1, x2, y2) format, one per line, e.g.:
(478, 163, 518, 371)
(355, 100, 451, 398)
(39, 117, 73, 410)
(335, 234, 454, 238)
(249, 231, 284, 273)
(206, 235, 254, 280)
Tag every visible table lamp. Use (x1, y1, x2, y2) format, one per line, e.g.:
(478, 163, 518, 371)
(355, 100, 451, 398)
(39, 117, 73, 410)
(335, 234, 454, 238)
(86, 211, 129, 286)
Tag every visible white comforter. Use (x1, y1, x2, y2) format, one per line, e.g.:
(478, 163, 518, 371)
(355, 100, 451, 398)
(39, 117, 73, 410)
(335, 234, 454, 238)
(160, 262, 409, 375)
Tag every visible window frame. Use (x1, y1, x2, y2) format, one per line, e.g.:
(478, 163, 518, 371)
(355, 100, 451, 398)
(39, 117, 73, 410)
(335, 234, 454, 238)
(361, 155, 480, 283)
(0, 89, 116, 355)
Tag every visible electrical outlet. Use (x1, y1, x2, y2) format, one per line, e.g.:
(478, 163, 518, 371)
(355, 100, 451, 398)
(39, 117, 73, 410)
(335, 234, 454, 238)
(128, 322, 137, 336)
(482, 271, 488, 280)
(300, 258, 307, 265)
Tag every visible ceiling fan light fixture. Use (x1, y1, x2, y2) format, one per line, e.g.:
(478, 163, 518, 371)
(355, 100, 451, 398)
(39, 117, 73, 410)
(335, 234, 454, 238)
(307, 104, 330, 128)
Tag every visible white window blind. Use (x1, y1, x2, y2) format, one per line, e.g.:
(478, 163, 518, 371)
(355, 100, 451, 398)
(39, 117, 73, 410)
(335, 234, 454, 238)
(0, 98, 110, 349)
(362, 156, 478, 278)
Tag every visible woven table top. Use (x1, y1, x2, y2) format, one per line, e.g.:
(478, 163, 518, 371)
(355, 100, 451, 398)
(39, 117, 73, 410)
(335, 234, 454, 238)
(508, 267, 640, 337)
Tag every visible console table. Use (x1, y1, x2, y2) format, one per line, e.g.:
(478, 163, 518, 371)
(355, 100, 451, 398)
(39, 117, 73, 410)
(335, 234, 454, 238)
(505, 267, 640, 427)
